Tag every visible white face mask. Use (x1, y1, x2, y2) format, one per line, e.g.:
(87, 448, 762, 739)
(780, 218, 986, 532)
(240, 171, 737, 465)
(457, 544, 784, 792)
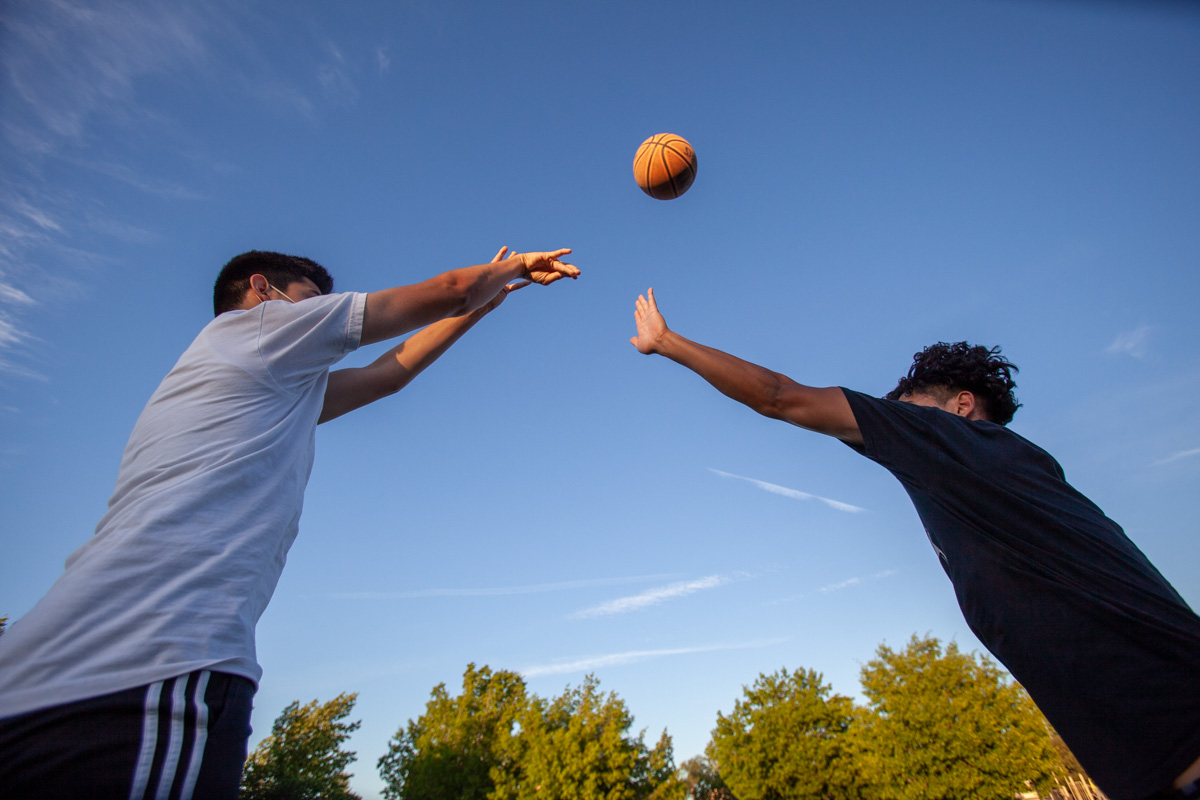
(267, 283, 297, 303)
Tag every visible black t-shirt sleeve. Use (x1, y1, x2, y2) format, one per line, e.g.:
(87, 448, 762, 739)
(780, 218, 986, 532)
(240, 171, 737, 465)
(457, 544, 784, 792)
(840, 388, 954, 489)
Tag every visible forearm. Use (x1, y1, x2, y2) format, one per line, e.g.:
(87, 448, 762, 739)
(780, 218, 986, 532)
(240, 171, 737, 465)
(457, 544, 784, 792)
(361, 257, 525, 346)
(654, 330, 792, 418)
(319, 307, 488, 423)
(653, 330, 860, 441)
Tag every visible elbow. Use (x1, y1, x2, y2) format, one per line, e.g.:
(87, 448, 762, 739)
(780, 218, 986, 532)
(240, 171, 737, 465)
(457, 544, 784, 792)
(438, 271, 480, 317)
(755, 373, 806, 423)
(376, 370, 411, 399)
(755, 375, 788, 420)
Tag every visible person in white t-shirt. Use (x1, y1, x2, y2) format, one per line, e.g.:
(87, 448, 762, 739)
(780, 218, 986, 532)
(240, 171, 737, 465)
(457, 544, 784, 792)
(0, 246, 579, 800)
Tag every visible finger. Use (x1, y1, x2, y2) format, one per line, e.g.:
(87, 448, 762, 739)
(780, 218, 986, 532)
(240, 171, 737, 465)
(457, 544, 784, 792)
(506, 280, 532, 292)
(647, 287, 657, 309)
(492, 246, 509, 262)
(551, 260, 581, 277)
(630, 337, 639, 347)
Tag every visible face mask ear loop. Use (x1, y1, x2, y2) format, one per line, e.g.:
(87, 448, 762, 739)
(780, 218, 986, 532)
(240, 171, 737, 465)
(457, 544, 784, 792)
(267, 283, 297, 303)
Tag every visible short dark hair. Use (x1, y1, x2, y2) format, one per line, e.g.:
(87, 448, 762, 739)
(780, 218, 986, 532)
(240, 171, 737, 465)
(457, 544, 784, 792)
(212, 251, 334, 316)
(885, 341, 1021, 425)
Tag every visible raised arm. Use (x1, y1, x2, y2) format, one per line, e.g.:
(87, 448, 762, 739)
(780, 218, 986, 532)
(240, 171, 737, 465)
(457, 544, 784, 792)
(321, 247, 537, 423)
(359, 248, 578, 346)
(630, 287, 862, 444)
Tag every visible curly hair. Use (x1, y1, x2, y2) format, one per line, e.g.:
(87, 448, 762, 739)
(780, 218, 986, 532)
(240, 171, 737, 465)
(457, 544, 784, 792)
(212, 250, 334, 316)
(885, 341, 1021, 425)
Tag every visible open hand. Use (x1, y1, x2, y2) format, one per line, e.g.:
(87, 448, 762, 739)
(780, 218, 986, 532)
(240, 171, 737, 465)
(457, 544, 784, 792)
(630, 287, 669, 355)
(517, 248, 580, 285)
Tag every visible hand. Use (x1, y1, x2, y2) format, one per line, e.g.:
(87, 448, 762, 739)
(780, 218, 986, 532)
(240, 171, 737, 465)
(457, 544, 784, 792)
(481, 246, 531, 312)
(516, 248, 580, 285)
(630, 287, 669, 355)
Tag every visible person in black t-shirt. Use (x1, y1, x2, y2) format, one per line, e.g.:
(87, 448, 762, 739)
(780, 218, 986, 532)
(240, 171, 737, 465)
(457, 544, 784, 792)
(629, 287, 1200, 800)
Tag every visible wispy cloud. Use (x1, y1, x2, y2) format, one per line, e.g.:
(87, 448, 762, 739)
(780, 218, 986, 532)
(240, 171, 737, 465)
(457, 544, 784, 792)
(318, 42, 359, 104)
(0, 0, 217, 378)
(67, 157, 204, 201)
(819, 569, 897, 593)
(569, 574, 737, 619)
(330, 573, 679, 600)
(0, 312, 30, 350)
(1152, 447, 1200, 467)
(709, 469, 865, 513)
(1106, 325, 1152, 359)
(520, 638, 788, 678)
(0, 0, 208, 145)
(765, 569, 898, 606)
(376, 45, 391, 75)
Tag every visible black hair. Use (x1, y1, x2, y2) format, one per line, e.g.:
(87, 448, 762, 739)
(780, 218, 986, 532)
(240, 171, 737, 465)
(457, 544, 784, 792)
(885, 341, 1021, 425)
(212, 250, 334, 316)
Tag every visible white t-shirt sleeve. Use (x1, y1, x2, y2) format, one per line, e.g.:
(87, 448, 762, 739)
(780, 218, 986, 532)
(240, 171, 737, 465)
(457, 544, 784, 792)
(255, 292, 366, 392)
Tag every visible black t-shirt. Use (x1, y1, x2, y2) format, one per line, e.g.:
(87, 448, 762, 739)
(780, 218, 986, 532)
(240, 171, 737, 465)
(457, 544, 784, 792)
(843, 389, 1200, 800)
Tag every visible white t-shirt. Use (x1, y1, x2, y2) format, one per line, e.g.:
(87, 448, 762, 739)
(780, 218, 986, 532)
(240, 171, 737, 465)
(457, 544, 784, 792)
(0, 291, 366, 719)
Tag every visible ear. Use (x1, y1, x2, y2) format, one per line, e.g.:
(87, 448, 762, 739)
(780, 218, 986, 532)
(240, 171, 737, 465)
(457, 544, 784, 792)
(953, 391, 985, 420)
(243, 274, 272, 308)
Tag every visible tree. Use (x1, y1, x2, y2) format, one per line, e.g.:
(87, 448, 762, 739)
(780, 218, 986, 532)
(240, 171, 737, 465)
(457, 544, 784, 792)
(241, 692, 362, 800)
(378, 663, 528, 800)
(853, 634, 1062, 800)
(678, 755, 737, 800)
(0, 615, 7, 637)
(490, 673, 681, 800)
(706, 667, 861, 800)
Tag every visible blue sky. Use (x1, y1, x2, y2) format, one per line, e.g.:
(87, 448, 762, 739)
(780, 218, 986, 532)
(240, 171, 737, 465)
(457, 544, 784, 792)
(2, 1, 1198, 796)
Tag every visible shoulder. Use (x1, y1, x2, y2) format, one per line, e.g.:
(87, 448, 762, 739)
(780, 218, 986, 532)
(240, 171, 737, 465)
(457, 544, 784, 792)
(841, 388, 927, 430)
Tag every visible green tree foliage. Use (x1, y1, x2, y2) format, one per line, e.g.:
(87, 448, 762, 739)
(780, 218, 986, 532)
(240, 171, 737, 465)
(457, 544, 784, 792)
(383, 666, 680, 800)
(853, 634, 1062, 800)
(241, 692, 362, 800)
(378, 663, 528, 800)
(706, 667, 860, 800)
(678, 755, 737, 800)
(492, 674, 681, 800)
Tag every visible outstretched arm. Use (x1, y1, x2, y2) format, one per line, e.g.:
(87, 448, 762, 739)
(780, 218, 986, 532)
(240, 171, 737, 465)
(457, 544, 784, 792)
(320, 247, 533, 423)
(630, 287, 862, 445)
(359, 247, 578, 346)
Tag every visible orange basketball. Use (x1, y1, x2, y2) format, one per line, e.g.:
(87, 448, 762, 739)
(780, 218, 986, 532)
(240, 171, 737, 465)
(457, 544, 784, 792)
(633, 133, 697, 200)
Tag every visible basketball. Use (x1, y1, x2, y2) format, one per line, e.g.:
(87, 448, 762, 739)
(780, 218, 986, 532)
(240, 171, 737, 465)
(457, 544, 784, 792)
(633, 133, 698, 200)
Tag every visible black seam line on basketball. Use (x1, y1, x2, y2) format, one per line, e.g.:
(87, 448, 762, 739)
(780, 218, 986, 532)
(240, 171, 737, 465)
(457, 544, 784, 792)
(666, 148, 680, 198)
(658, 145, 677, 199)
(659, 142, 695, 174)
(636, 148, 650, 171)
(658, 143, 696, 186)
(643, 141, 661, 188)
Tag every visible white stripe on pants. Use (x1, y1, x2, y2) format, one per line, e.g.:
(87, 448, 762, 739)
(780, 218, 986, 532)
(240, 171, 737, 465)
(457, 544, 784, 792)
(128, 670, 212, 800)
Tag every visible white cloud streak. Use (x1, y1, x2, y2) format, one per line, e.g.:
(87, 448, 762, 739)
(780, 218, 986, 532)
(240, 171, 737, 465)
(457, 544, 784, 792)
(1106, 325, 1152, 359)
(818, 569, 897, 594)
(0, 0, 215, 376)
(330, 573, 680, 600)
(1152, 447, 1200, 467)
(765, 568, 898, 606)
(520, 638, 788, 678)
(0, 0, 208, 144)
(709, 468, 865, 513)
(569, 575, 733, 619)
